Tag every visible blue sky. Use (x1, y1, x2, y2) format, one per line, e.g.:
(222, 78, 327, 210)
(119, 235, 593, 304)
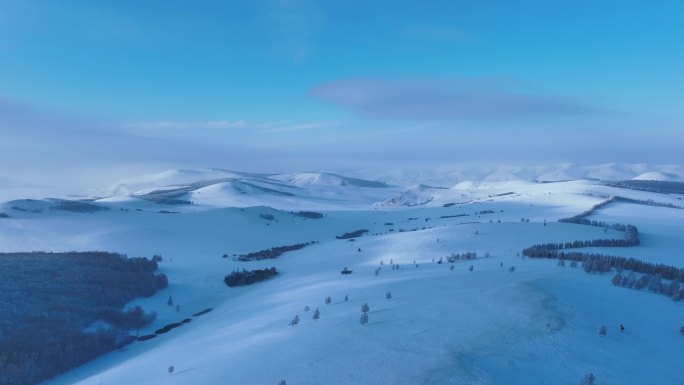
(1, 0, 683, 191)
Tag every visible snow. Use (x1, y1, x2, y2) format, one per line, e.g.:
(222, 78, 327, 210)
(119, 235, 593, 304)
(1, 169, 683, 385)
(105, 169, 248, 196)
(632, 171, 683, 182)
(348, 163, 684, 187)
(269, 172, 391, 188)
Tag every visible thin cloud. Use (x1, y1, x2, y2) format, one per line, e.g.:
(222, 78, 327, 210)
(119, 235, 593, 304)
(127, 120, 247, 131)
(264, 120, 339, 133)
(310, 78, 600, 121)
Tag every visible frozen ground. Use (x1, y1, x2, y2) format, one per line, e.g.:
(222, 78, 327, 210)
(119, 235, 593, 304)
(1, 170, 683, 385)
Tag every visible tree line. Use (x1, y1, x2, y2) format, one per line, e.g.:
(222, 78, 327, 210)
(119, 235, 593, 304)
(234, 242, 314, 261)
(224, 267, 278, 286)
(0, 251, 165, 385)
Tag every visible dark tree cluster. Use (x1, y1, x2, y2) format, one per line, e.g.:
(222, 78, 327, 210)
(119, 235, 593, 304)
(0, 212, 9, 218)
(11, 206, 42, 213)
(558, 197, 616, 224)
(236, 242, 312, 261)
(335, 229, 369, 239)
(445, 252, 477, 262)
(99, 306, 157, 333)
(527, 209, 684, 301)
(561, 195, 682, 225)
(49, 199, 109, 213)
(612, 195, 684, 209)
(259, 213, 275, 220)
(603, 180, 684, 195)
(612, 272, 684, 301)
(0, 251, 166, 385)
(524, 248, 684, 281)
(137, 186, 195, 205)
(292, 211, 323, 219)
(524, 245, 684, 300)
(224, 267, 278, 287)
(523, 236, 639, 256)
(440, 214, 468, 219)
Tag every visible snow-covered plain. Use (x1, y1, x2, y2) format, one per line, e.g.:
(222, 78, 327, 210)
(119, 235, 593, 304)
(1, 169, 683, 385)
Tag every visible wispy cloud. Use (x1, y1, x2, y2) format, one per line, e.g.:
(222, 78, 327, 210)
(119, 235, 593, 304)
(125, 119, 338, 134)
(310, 78, 599, 121)
(127, 120, 247, 131)
(264, 120, 339, 133)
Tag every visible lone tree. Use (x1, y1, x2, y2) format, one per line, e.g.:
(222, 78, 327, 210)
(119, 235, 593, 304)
(167, 296, 174, 306)
(450, 265, 455, 271)
(289, 315, 300, 327)
(313, 308, 320, 321)
(579, 373, 596, 385)
(168, 365, 174, 375)
(469, 265, 474, 272)
(344, 295, 348, 302)
(598, 325, 607, 337)
(385, 291, 392, 300)
(361, 303, 370, 314)
(304, 305, 310, 312)
(325, 296, 332, 305)
(360, 312, 369, 326)
(679, 325, 684, 335)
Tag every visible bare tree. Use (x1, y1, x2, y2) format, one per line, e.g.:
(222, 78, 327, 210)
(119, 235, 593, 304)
(579, 373, 596, 385)
(289, 315, 299, 327)
(361, 303, 369, 314)
(598, 325, 607, 337)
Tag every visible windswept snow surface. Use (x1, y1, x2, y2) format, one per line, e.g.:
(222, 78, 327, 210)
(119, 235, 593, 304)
(1, 175, 683, 385)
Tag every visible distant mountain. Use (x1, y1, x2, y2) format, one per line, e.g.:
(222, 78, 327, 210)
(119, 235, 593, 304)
(351, 163, 684, 187)
(97, 169, 397, 210)
(632, 171, 683, 182)
(269, 172, 392, 188)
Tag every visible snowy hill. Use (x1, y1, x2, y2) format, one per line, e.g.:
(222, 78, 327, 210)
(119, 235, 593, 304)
(106, 169, 254, 196)
(98, 169, 398, 210)
(269, 172, 392, 188)
(351, 163, 684, 187)
(632, 171, 683, 182)
(1, 170, 684, 385)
